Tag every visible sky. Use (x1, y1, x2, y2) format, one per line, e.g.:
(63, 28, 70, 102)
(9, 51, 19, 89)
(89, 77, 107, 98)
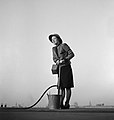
(0, 0, 114, 107)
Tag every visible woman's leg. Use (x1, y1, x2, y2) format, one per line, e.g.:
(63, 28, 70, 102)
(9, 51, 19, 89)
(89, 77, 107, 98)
(65, 88, 71, 108)
(60, 88, 65, 108)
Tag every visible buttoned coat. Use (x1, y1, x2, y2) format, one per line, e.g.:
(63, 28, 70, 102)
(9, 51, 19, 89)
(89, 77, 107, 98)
(52, 43, 74, 66)
(52, 43, 75, 89)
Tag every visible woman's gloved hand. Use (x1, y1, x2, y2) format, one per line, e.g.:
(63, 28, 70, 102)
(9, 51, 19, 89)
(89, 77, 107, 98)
(56, 60, 60, 65)
(59, 59, 65, 64)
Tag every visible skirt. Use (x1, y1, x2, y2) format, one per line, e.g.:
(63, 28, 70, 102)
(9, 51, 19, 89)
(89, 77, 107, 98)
(58, 64, 74, 89)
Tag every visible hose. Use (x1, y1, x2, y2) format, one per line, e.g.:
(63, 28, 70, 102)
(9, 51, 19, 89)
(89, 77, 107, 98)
(23, 84, 57, 109)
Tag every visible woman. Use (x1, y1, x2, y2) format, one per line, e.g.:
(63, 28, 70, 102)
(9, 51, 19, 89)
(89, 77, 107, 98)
(49, 34, 75, 109)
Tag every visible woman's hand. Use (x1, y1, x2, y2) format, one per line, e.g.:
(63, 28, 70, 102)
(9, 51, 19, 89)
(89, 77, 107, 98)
(59, 59, 65, 64)
(56, 60, 60, 65)
(56, 59, 65, 65)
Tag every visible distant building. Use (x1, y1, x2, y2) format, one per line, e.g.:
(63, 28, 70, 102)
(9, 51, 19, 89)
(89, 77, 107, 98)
(4, 104, 7, 108)
(89, 101, 92, 106)
(1, 104, 3, 107)
(73, 102, 79, 108)
(96, 103, 104, 106)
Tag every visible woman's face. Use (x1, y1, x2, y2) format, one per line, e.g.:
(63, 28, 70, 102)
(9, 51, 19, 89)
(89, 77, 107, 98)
(51, 36, 59, 45)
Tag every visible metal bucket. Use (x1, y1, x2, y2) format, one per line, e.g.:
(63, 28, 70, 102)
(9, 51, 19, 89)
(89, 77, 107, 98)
(47, 94, 61, 109)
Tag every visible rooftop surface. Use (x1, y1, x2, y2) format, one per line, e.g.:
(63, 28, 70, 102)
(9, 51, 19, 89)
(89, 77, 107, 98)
(1, 108, 114, 120)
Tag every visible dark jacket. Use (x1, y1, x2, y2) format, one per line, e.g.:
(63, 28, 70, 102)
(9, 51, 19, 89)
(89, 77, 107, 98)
(52, 43, 74, 66)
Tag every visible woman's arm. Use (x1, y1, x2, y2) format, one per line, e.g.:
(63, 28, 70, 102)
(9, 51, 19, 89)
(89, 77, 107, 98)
(63, 43, 75, 60)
